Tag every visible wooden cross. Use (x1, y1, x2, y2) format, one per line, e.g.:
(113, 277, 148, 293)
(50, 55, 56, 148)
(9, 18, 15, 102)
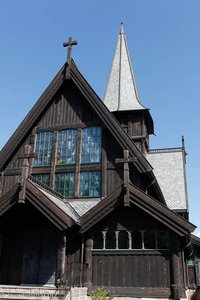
(63, 36, 78, 61)
(115, 150, 137, 206)
(18, 145, 36, 203)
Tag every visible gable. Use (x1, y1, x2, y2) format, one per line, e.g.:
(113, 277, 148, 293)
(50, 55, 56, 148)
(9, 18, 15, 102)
(37, 80, 102, 129)
(0, 59, 165, 206)
(80, 183, 195, 236)
(0, 61, 152, 175)
(0, 178, 76, 230)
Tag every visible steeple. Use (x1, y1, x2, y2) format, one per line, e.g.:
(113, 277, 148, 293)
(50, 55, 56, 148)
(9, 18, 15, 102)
(104, 23, 154, 154)
(104, 23, 146, 111)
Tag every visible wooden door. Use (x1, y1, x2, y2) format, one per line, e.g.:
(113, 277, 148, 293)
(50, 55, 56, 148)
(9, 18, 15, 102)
(0, 230, 24, 285)
(21, 228, 58, 285)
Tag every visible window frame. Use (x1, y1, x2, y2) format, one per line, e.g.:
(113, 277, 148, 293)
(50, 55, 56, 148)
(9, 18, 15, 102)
(31, 125, 103, 199)
(92, 229, 170, 251)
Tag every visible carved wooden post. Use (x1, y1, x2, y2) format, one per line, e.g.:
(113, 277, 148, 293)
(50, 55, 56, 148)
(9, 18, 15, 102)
(84, 233, 93, 289)
(171, 233, 181, 300)
(18, 145, 35, 203)
(115, 149, 137, 206)
(57, 231, 67, 286)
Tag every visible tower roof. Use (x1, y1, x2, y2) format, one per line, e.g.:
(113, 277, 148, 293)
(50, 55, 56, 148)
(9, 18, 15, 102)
(104, 23, 146, 111)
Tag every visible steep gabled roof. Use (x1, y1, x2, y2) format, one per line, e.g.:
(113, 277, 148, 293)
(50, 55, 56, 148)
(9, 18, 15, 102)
(0, 59, 153, 176)
(0, 177, 76, 230)
(79, 183, 195, 236)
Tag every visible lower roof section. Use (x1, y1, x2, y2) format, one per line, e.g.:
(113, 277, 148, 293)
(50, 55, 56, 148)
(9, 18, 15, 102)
(147, 147, 188, 211)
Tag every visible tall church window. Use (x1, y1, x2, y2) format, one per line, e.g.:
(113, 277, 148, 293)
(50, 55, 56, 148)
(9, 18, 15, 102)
(32, 126, 102, 198)
(33, 131, 53, 166)
(33, 174, 50, 186)
(56, 129, 77, 165)
(79, 171, 101, 197)
(81, 127, 101, 163)
(55, 173, 75, 198)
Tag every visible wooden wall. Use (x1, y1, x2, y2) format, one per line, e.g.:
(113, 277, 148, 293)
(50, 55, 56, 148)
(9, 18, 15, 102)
(1, 79, 145, 200)
(92, 251, 170, 288)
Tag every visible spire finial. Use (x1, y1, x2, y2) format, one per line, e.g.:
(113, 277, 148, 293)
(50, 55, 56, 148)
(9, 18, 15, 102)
(63, 36, 78, 61)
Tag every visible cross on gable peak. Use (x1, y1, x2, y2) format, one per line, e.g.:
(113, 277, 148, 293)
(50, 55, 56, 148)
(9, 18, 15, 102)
(115, 149, 137, 164)
(63, 36, 78, 62)
(115, 149, 137, 207)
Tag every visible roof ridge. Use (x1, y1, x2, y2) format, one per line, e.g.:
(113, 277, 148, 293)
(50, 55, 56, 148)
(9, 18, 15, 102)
(148, 147, 183, 154)
(27, 175, 64, 200)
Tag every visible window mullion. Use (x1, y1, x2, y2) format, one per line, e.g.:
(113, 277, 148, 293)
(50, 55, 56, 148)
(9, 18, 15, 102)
(115, 231, 119, 249)
(50, 131, 57, 190)
(75, 128, 82, 197)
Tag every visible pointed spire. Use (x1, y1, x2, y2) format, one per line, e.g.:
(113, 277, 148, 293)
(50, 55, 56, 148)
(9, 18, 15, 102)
(104, 23, 146, 111)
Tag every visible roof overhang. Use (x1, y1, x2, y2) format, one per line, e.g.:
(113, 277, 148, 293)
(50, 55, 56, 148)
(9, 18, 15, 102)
(79, 183, 196, 236)
(0, 178, 76, 230)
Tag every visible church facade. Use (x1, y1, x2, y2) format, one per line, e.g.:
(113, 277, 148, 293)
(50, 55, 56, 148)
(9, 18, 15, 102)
(0, 24, 199, 299)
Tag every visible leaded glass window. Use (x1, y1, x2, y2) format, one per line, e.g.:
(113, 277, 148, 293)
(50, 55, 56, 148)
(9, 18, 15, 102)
(33, 174, 50, 186)
(55, 173, 75, 198)
(56, 129, 77, 165)
(33, 131, 53, 167)
(81, 127, 102, 163)
(79, 171, 101, 197)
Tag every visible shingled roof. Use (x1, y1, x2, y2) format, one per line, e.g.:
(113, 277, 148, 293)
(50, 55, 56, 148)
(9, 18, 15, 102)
(147, 147, 188, 211)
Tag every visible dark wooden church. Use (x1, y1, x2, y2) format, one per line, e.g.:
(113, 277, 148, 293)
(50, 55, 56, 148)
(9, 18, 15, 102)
(0, 24, 200, 299)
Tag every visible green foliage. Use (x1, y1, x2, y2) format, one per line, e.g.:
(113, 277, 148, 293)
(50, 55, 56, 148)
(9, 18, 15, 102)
(90, 287, 113, 300)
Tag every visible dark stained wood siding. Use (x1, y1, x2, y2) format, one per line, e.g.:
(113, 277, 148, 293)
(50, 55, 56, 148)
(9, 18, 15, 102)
(1, 174, 21, 196)
(92, 252, 170, 287)
(89, 205, 175, 290)
(0, 202, 59, 285)
(38, 82, 100, 129)
(67, 229, 82, 287)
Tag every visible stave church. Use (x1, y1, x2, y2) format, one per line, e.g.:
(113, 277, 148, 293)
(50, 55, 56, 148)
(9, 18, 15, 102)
(0, 24, 200, 300)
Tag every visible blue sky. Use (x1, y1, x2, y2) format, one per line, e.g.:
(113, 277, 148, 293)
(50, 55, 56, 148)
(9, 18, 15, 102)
(0, 0, 200, 235)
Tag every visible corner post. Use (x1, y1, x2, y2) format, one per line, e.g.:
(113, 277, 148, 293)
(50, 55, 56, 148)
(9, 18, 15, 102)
(171, 233, 181, 299)
(57, 231, 67, 287)
(84, 233, 93, 290)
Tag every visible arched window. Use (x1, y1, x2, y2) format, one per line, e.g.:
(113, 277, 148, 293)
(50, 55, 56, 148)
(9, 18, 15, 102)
(118, 231, 129, 249)
(93, 232, 104, 249)
(144, 230, 156, 249)
(157, 230, 170, 249)
(131, 231, 142, 249)
(105, 231, 116, 249)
